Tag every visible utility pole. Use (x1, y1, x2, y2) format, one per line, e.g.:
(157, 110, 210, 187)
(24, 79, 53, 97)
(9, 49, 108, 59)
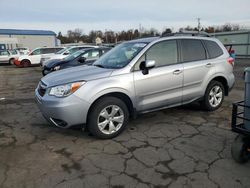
(197, 18, 201, 33)
(105, 29, 108, 43)
(139, 23, 142, 37)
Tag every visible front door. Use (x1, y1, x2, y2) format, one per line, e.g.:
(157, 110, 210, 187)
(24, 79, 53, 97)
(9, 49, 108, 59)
(29, 48, 42, 64)
(133, 40, 183, 112)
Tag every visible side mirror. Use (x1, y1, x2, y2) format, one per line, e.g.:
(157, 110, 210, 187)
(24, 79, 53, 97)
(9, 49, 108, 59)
(63, 51, 69, 55)
(79, 57, 86, 63)
(139, 60, 155, 75)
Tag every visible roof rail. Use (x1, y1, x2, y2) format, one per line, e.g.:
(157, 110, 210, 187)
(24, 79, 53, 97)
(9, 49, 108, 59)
(161, 31, 210, 38)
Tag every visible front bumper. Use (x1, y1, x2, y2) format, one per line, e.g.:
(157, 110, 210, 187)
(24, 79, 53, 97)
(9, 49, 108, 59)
(35, 89, 91, 128)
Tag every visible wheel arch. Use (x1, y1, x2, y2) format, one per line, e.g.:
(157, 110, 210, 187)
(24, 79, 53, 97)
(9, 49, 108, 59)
(209, 76, 229, 96)
(21, 59, 31, 64)
(87, 91, 135, 124)
(8, 57, 15, 62)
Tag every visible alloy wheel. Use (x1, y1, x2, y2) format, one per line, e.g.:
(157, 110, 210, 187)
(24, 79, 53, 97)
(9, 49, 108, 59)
(209, 85, 223, 107)
(97, 105, 124, 135)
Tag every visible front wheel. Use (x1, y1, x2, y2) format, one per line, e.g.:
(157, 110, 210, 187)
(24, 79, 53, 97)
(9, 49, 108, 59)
(21, 60, 31, 68)
(201, 81, 225, 111)
(88, 97, 129, 139)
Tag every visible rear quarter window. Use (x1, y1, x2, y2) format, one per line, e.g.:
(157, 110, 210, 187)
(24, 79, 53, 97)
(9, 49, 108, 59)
(180, 39, 206, 62)
(203, 40, 223, 59)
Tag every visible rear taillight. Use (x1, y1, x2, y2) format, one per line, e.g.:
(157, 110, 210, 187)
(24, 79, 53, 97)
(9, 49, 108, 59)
(227, 57, 235, 67)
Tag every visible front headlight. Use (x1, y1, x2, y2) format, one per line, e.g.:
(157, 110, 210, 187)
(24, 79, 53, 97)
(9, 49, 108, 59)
(49, 81, 85, 97)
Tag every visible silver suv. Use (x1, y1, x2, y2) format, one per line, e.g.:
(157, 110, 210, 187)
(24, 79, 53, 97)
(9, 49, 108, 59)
(35, 35, 235, 139)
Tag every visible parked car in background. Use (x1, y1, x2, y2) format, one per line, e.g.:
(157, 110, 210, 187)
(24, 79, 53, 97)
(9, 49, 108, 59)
(40, 45, 99, 66)
(14, 47, 64, 67)
(8, 49, 20, 64)
(42, 47, 111, 76)
(0, 49, 20, 64)
(36, 35, 235, 139)
(15, 47, 30, 55)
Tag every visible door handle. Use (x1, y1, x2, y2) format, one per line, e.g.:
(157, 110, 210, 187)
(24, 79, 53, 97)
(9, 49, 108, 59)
(173, 69, 182, 75)
(205, 63, 213, 68)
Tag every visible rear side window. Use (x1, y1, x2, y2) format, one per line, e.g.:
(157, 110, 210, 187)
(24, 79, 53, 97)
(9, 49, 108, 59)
(203, 40, 223, 58)
(41, 48, 55, 54)
(0, 50, 9, 56)
(181, 39, 206, 62)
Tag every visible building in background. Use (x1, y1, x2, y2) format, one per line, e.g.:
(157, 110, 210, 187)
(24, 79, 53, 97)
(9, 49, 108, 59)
(0, 29, 58, 50)
(214, 30, 250, 58)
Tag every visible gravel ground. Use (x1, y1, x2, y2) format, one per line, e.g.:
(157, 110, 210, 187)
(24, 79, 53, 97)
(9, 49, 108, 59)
(0, 59, 250, 188)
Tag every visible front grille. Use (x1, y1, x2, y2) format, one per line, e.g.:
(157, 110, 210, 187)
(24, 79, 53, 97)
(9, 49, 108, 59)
(38, 81, 47, 97)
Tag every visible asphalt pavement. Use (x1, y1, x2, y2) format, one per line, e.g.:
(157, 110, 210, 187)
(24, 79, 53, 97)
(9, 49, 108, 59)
(0, 60, 250, 188)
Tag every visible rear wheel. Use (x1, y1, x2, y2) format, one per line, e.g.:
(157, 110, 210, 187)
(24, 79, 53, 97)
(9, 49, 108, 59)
(201, 81, 225, 111)
(9, 58, 14, 65)
(88, 97, 129, 139)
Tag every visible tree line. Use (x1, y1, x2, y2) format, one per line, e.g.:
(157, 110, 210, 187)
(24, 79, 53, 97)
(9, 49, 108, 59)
(57, 23, 241, 44)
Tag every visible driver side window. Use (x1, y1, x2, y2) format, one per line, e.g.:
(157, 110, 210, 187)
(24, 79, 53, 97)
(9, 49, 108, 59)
(134, 40, 178, 71)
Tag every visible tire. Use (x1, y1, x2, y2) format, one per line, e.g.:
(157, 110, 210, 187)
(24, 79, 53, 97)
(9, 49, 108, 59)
(201, 81, 225, 111)
(231, 135, 250, 164)
(42, 69, 51, 76)
(88, 97, 129, 139)
(21, 60, 31, 68)
(9, 58, 14, 65)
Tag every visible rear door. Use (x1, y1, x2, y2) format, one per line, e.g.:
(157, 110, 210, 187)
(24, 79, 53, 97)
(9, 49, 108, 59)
(133, 40, 183, 111)
(180, 39, 216, 103)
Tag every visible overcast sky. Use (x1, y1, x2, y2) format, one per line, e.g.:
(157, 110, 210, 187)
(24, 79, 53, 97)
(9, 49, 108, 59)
(0, 0, 250, 34)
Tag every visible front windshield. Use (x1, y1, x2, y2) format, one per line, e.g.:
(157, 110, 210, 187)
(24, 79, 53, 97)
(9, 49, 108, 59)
(63, 50, 85, 61)
(68, 47, 83, 54)
(93, 42, 147, 69)
(55, 47, 68, 54)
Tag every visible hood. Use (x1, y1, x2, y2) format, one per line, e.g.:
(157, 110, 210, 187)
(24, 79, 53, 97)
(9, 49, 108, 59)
(41, 65, 114, 87)
(45, 59, 66, 68)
